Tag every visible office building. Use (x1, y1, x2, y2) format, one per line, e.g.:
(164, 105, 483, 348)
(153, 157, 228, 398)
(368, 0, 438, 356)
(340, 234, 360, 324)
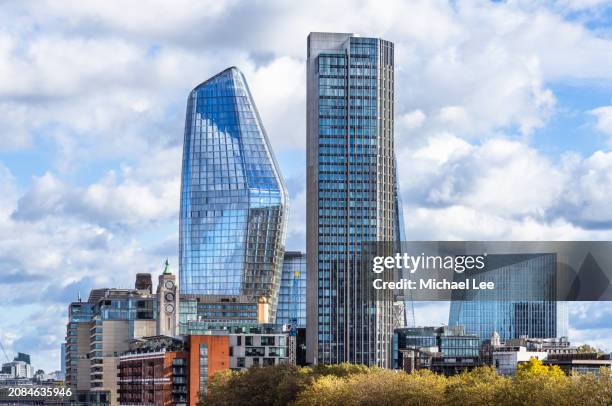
(180, 322, 288, 371)
(505, 336, 573, 355)
(118, 331, 285, 405)
(226, 325, 288, 369)
(492, 346, 548, 376)
(88, 287, 157, 405)
(60, 344, 66, 381)
(1, 352, 32, 379)
(180, 295, 260, 334)
(65, 300, 95, 392)
(544, 352, 612, 375)
(179, 66, 288, 322)
(1, 360, 33, 379)
(449, 253, 569, 342)
(14, 353, 31, 365)
(65, 265, 175, 406)
(394, 326, 481, 375)
(276, 251, 307, 365)
(276, 251, 307, 328)
(481, 332, 576, 368)
(306, 32, 401, 367)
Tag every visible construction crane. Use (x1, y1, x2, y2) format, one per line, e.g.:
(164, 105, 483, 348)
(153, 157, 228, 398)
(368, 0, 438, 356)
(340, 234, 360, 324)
(0, 339, 11, 363)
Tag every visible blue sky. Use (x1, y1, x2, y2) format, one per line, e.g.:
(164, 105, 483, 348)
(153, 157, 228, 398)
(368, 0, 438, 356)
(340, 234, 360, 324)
(2, 0, 612, 372)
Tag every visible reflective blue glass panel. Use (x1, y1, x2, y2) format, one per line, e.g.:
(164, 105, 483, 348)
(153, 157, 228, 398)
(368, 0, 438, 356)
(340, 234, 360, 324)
(449, 254, 569, 342)
(276, 252, 307, 327)
(179, 67, 287, 319)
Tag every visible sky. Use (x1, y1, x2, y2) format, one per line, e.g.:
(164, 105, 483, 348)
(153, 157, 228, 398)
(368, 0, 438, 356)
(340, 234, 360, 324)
(2, 0, 612, 372)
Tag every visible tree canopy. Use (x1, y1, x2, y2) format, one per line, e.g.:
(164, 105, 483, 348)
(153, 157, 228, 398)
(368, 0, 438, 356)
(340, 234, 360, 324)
(201, 360, 612, 406)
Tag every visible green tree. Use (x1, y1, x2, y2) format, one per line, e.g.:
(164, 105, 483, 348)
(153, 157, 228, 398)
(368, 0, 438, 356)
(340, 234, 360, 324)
(203, 369, 238, 406)
(504, 357, 570, 406)
(202, 364, 312, 406)
(445, 366, 509, 406)
(311, 362, 371, 378)
(201, 360, 612, 406)
(566, 368, 612, 405)
(516, 357, 565, 377)
(576, 344, 604, 355)
(294, 368, 446, 406)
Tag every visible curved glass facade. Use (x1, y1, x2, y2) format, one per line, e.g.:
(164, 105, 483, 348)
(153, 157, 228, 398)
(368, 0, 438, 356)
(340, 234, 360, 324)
(179, 67, 287, 320)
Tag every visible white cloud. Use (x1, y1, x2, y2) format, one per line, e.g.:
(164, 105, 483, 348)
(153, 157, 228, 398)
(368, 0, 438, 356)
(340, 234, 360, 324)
(410, 132, 472, 165)
(462, 139, 565, 215)
(34, 0, 238, 38)
(12, 152, 180, 229)
(404, 204, 600, 241)
(552, 0, 612, 12)
(0, 164, 175, 371)
(398, 135, 565, 216)
(566, 302, 612, 352)
(246, 56, 306, 150)
(412, 302, 450, 327)
(560, 150, 612, 227)
(398, 135, 612, 239)
(589, 105, 612, 140)
(398, 109, 427, 131)
(286, 184, 306, 250)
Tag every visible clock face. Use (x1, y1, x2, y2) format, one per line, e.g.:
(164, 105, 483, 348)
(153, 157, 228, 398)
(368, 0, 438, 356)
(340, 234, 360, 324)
(164, 280, 175, 290)
(165, 292, 175, 302)
(165, 303, 174, 314)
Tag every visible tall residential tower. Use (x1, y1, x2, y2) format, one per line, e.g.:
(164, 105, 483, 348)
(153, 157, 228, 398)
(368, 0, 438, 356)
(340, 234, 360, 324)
(306, 33, 401, 367)
(179, 67, 288, 321)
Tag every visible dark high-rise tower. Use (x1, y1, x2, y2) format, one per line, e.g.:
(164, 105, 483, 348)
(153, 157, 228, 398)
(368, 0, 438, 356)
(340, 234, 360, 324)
(306, 33, 401, 367)
(179, 67, 288, 321)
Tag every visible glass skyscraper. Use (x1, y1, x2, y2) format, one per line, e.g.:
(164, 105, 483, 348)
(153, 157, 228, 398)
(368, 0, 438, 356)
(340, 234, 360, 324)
(179, 67, 288, 321)
(276, 251, 307, 328)
(306, 33, 401, 367)
(448, 253, 569, 342)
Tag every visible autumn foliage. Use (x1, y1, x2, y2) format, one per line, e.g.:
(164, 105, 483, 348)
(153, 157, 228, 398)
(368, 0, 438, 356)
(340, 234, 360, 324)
(201, 358, 612, 406)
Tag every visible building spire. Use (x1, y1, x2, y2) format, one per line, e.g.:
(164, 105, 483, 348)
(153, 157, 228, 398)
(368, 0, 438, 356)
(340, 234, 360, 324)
(163, 259, 171, 275)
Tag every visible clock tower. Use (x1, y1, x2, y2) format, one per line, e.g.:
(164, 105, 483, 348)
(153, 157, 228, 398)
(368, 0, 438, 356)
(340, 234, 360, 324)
(157, 259, 179, 337)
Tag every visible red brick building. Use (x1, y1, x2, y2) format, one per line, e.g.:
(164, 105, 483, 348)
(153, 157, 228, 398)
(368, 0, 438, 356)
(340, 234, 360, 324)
(118, 350, 188, 405)
(187, 335, 230, 406)
(117, 335, 230, 406)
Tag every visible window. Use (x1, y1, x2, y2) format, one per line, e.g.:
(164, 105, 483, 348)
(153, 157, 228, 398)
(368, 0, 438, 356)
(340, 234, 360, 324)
(199, 344, 209, 393)
(245, 347, 265, 357)
(261, 336, 275, 346)
(245, 336, 253, 346)
(237, 357, 245, 368)
(268, 347, 285, 357)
